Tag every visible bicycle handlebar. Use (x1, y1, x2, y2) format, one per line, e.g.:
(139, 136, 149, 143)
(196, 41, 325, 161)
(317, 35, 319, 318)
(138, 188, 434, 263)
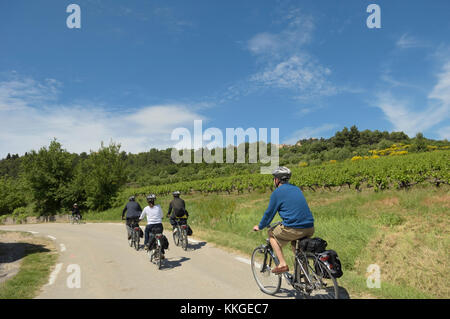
(252, 221, 282, 233)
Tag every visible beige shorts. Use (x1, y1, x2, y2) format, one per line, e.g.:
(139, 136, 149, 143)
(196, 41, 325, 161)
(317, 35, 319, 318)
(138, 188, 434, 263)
(269, 224, 315, 248)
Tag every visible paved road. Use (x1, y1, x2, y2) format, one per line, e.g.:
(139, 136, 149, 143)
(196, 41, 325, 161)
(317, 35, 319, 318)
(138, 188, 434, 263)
(0, 223, 294, 299)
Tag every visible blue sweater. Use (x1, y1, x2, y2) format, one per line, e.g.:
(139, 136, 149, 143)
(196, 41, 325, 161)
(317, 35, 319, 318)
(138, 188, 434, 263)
(258, 183, 314, 230)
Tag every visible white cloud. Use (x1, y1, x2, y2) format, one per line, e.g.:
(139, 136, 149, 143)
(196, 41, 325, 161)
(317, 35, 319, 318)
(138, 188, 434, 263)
(0, 75, 205, 158)
(250, 55, 335, 97)
(245, 8, 337, 102)
(374, 61, 450, 137)
(283, 123, 338, 145)
(396, 33, 426, 49)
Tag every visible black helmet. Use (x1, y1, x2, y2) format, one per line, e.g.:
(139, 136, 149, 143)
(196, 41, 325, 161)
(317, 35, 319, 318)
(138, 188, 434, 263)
(146, 194, 156, 202)
(129, 196, 135, 201)
(172, 191, 181, 196)
(272, 166, 292, 181)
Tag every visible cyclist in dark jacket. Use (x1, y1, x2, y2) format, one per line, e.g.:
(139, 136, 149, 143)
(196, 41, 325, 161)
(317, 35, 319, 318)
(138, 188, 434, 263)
(122, 196, 142, 239)
(167, 191, 189, 230)
(71, 203, 82, 220)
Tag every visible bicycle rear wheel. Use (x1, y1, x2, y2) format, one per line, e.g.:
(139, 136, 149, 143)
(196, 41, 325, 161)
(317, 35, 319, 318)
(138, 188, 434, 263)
(134, 231, 140, 250)
(299, 252, 339, 299)
(157, 245, 162, 270)
(173, 228, 180, 246)
(251, 246, 281, 295)
(181, 229, 188, 251)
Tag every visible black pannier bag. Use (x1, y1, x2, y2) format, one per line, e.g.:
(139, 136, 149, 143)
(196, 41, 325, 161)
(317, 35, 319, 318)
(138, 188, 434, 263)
(187, 225, 193, 236)
(316, 250, 343, 278)
(160, 234, 169, 250)
(298, 237, 328, 253)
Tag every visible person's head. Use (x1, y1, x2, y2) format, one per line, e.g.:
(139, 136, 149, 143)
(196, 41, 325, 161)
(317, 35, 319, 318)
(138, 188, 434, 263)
(146, 194, 156, 206)
(172, 191, 181, 198)
(129, 196, 135, 202)
(271, 166, 291, 188)
(73, 203, 78, 208)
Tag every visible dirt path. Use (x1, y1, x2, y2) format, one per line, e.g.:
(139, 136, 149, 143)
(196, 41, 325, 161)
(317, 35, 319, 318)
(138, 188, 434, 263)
(0, 223, 294, 299)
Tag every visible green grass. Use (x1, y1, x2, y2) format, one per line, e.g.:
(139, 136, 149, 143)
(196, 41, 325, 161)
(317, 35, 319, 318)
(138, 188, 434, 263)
(0, 231, 58, 299)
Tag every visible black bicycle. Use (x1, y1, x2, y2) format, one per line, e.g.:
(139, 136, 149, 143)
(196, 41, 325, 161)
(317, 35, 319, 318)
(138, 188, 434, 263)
(149, 233, 165, 270)
(173, 218, 189, 251)
(128, 220, 141, 251)
(251, 222, 339, 299)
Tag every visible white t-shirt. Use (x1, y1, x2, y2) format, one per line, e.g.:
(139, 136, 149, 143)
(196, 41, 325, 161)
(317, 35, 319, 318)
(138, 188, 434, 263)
(139, 205, 163, 225)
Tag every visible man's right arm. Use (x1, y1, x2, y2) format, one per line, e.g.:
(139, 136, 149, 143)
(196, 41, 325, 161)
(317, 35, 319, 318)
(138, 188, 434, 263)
(167, 202, 173, 217)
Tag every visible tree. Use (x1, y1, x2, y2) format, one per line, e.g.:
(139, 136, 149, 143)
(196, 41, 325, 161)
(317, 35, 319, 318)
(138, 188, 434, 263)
(20, 140, 75, 215)
(81, 142, 128, 211)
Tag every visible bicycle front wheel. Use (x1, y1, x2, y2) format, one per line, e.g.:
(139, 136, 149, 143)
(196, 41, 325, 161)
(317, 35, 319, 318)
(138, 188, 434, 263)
(251, 246, 281, 295)
(300, 252, 339, 299)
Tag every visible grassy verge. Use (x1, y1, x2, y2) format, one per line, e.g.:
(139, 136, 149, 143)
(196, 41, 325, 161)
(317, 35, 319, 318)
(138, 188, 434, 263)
(0, 231, 58, 299)
(87, 184, 449, 299)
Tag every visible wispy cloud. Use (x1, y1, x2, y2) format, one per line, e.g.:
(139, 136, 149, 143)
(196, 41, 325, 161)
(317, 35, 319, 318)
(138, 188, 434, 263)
(396, 33, 427, 49)
(374, 61, 450, 137)
(0, 74, 205, 157)
(244, 7, 338, 103)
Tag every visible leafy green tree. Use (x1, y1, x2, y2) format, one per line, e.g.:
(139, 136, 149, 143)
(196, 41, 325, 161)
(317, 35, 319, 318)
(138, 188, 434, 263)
(81, 142, 128, 211)
(20, 140, 75, 215)
(0, 176, 28, 215)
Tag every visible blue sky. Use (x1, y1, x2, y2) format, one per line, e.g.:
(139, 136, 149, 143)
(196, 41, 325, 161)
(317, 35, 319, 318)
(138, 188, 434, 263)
(0, 0, 449, 157)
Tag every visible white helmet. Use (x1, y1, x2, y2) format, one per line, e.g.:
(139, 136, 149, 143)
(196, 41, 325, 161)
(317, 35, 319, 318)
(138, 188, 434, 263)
(272, 166, 291, 181)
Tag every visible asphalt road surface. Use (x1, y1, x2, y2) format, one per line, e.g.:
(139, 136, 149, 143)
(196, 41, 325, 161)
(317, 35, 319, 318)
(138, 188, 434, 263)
(0, 222, 295, 299)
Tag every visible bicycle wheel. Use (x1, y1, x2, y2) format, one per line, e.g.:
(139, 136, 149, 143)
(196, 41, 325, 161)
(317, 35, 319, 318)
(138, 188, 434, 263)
(157, 244, 162, 270)
(251, 246, 281, 295)
(173, 227, 180, 246)
(299, 252, 339, 299)
(181, 229, 188, 251)
(134, 231, 140, 251)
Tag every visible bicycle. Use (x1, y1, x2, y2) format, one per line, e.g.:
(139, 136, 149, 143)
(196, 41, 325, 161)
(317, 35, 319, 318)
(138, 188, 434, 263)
(70, 214, 81, 224)
(173, 218, 189, 251)
(251, 222, 339, 299)
(148, 233, 165, 270)
(128, 220, 141, 251)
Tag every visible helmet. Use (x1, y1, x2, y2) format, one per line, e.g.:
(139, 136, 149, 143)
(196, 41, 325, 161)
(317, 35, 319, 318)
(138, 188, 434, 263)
(172, 191, 181, 196)
(146, 194, 156, 202)
(272, 166, 292, 181)
(73, 203, 78, 207)
(129, 196, 135, 201)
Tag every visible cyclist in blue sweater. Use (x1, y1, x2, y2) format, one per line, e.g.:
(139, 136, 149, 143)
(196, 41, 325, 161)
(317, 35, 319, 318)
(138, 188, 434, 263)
(253, 167, 315, 274)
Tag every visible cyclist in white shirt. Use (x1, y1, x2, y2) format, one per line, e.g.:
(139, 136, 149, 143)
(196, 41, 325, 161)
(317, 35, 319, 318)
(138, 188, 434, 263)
(140, 194, 165, 257)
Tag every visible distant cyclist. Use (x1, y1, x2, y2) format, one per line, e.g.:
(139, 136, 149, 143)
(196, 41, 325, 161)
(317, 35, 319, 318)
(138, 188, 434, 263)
(140, 194, 165, 258)
(71, 203, 82, 220)
(253, 167, 315, 274)
(167, 191, 189, 231)
(122, 196, 142, 240)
